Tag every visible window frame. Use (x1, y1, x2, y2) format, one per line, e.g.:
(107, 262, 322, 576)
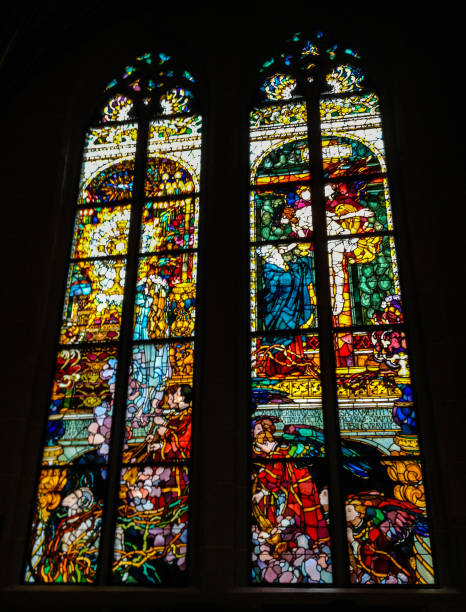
(1, 21, 461, 609)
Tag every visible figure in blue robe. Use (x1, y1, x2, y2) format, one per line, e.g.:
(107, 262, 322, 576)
(259, 244, 315, 331)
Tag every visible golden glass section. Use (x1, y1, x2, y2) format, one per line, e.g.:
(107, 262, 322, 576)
(250, 100, 307, 129)
(262, 73, 298, 100)
(101, 95, 134, 123)
(334, 329, 420, 457)
(251, 332, 324, 460)
(60, 258, 126, 344)
(71, 206, 131, 259)
(250, 248, 258, 333)
(320, 94, 386, 178)
(146, 115, 202, 197)
(325, 65, 365, 93)
(134, 253, 197, 340)
(320, 93, 379, 122)
(251, 334, 322, 395)
(344, 459, 434, 584)
(43, 346, 118, 466)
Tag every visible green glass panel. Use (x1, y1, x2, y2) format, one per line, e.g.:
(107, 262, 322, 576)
(250, 185, 313, 243)
(328, 235, 401, 327)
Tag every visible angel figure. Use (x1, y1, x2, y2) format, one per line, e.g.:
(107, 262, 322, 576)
(345, 491, 427, 584)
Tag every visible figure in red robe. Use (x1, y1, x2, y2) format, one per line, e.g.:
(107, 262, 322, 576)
(124, 385, 192, 463)
(146, 384, 192, 460)
(346, 492, 425, 584)
(251, 416, 329, 545)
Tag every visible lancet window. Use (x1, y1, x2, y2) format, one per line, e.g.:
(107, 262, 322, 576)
(249, 32, 435, 586)
(24, 52, 201, 586)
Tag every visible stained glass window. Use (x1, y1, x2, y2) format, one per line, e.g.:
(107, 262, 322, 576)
(249, 32, 435, 586)
(24, 52, 201, 585)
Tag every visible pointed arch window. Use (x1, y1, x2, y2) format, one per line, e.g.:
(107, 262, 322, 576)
(24, 52, 201, 585)
(249, 32, 436, 586)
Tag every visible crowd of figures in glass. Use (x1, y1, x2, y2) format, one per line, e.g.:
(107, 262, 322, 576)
(25, 52, 200, 585)
(249, 33, 434, 585)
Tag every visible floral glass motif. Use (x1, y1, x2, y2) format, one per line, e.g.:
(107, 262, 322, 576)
(102, 95, 134, 122)
(25, 52, 201, 586)
(160, 88, 193, 114)
(261, 73, 298, 100)
(326, 65, 365, 93)
(115, 103, 200, 587)
(249, 33, 435, 586)
(113, 465, 189, 584)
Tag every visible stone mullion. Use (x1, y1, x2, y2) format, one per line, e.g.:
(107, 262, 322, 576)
(304, 81, 349, 586)
(97, 108, 150, 584)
